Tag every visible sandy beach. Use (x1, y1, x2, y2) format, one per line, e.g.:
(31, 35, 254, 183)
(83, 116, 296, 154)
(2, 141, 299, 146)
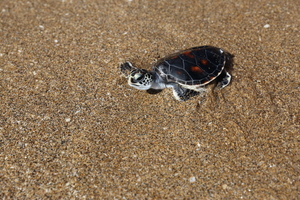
(0, 0, 299, 198)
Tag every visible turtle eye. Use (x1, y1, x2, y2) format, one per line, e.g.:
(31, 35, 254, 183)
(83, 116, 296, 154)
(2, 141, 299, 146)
(132, 72, 144, 82)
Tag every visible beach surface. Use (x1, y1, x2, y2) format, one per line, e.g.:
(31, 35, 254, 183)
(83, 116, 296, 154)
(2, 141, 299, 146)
(0, 0, 299, 198)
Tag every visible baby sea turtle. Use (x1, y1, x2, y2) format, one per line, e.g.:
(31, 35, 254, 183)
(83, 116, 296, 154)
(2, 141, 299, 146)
(120, 46, 232, 101)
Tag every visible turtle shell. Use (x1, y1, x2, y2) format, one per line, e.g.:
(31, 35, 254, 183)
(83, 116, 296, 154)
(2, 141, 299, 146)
(154, 46, 226, 86)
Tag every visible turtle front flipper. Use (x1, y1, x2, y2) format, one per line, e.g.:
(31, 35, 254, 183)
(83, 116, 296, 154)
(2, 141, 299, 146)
(120, 61, 138, 78)
(172, 84, 200, 101)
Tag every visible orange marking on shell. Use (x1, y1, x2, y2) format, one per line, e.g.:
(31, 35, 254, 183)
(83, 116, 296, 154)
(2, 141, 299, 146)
(200, 59, 208, 65)
(182, 51, 195, 58)
(191, 66, 203, 73)
(176, 70, 183, 74)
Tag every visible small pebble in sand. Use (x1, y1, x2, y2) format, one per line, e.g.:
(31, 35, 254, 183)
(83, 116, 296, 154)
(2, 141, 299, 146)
(65, 118, 71, 122)
(189, 177, 196, 183)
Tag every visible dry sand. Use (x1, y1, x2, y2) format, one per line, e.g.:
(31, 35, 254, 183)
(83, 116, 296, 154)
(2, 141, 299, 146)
(0, 0, 299, 199)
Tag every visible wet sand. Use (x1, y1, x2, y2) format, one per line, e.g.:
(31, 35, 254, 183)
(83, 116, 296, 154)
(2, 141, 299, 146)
(0, 0, 299, 199)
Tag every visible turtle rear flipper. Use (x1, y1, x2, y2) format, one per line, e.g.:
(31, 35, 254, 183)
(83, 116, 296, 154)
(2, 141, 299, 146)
(216, 70, 231, 89)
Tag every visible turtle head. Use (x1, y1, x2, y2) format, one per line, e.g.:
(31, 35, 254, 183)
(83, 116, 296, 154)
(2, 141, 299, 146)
(120, 61, 153, 90)
(128, 69, 153, 90)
